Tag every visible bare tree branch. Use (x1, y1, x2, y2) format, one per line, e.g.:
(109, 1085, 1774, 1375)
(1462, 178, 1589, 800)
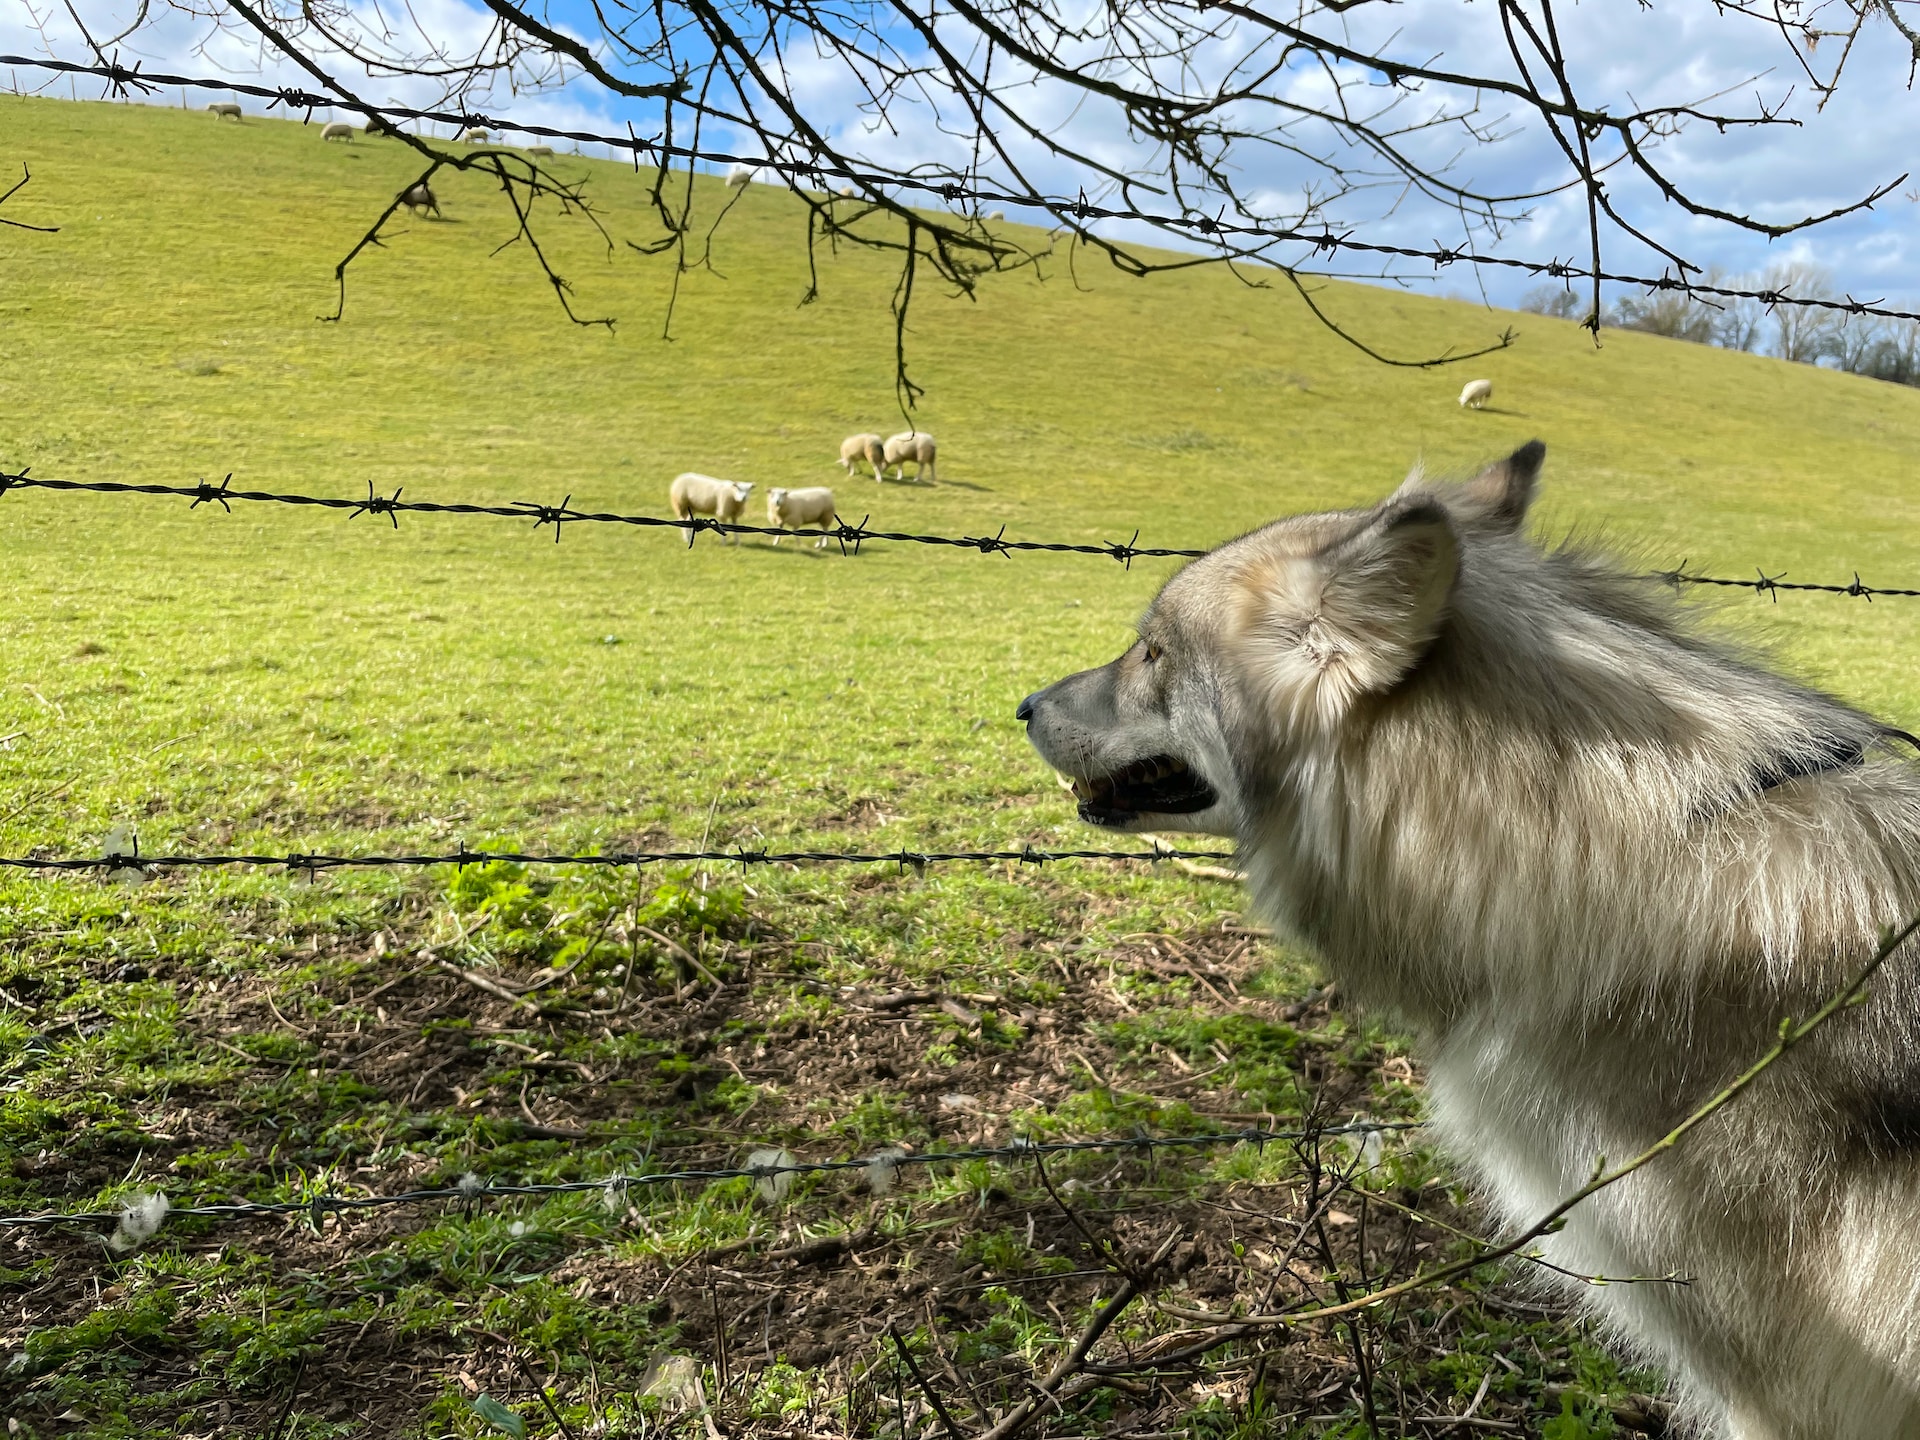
(10, 0, 1916, 388)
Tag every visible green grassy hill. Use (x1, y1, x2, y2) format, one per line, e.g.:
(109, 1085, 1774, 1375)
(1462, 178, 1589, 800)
(4, 94, 1920, 850)
(3, 94, 1919, 1440)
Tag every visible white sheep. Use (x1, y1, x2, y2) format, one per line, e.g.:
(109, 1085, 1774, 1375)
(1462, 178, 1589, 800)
(526, 144, 555, 158)
(1458, 378, 1494, 409)
(883, 431, 937, 484)
(724, 163, 757, 188)
(837, 433, 885, 482)
(460, 127, 490, 144)
(669, 473, 755, 548)
(207, 102, 242, 121)
(835, 184, 856, 197)
(320, 121, 355, 143)
(984, 210, 1005, 222)
(768, 487, 838, 548)
(401, 181, 439, 218)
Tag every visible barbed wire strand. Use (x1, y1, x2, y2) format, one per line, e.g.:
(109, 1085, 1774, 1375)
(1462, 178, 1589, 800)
(6, 466, 1917, 597)
(0, 469, 1203, 565)
(5, 54, 1919, 326)
(0, 1121, 1422, 1230)
(0, 842, 1236, 876)
(1652, 562, 1920, 601)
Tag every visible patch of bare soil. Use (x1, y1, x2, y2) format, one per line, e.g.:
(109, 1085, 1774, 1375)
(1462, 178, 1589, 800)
(0, 914, 1662, 1439)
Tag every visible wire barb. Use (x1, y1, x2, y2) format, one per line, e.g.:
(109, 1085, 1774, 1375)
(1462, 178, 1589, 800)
(349, 480, 405, 528)
(190, 474, 235, 512)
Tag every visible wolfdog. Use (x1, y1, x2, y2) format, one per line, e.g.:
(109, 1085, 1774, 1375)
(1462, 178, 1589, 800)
(1019, 442, 1920, 1438)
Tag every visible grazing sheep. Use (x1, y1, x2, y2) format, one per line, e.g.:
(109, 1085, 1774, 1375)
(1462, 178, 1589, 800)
(724, 163, 757, 188)
(836, 184, 856, 197)
(207, 102, 242, 121)
(837, 433, 885, 482)
(460, 127, 489, 144)
(401, 181, 439, 218)
(984, 210, 1005, 221)
(668, 473, 755, 547)
(768, 487, 838, 548)
(526, 144, 555, 158)
(1458, 378, 1494, 409)
(883, 430, 937, 484)
(320, 121, 354, 142)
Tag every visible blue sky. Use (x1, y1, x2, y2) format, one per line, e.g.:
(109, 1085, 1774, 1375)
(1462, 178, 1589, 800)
(6, 0, 1917, 311)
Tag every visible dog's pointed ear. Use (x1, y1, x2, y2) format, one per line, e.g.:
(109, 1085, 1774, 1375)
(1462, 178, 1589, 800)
(1455, 439, 1545, 533)
(1237, 498, 1459, 725)
(1393, 439, 1543, 534)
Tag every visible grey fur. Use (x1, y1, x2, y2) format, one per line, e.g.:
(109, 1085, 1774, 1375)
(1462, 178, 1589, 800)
(1019, 442, 1920, 1438)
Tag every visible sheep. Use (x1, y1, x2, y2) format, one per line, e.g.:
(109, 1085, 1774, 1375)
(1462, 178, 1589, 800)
(768, 487, 838, 548)
(206, 102, 242, 121)
(460, 127, 490, 144)
(401, 181, 439, 218)
(320, 121, 354, 143)
(1458, 378, 1494, 409)
(362, 116, 399, 137)
(526, 144, 555, 158)
(837, 433, 885, 482)
(836, 184, 856, 197)
(668, 473, 755, 547)
(883, 430, 937, 484)
(724, 163, 757, 188)
(984, 210, 1005, 222)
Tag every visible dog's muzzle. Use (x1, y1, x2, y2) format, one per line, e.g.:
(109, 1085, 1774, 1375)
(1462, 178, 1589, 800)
(1017, 692, 1215, 824)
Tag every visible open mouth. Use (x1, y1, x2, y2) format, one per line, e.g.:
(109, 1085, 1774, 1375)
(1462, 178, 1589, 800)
(1065, 755, 1217, 823)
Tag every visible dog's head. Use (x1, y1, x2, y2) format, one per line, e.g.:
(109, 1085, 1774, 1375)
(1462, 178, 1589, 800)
(1017, 442, 1544, 835)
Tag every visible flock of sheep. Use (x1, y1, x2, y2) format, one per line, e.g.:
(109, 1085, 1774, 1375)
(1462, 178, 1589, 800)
(212, 99, 1501, 430)
(206, 104, 567, 218)
(205, 103, 557, 158)
(667, 431, 938, 551)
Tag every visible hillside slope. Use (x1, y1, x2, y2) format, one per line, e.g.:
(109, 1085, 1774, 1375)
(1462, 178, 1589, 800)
(3, 94, 1919, 846)
(3, 93, 1919, 1440)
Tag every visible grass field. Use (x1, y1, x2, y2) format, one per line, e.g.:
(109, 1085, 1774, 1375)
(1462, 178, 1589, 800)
(3, 93, 1920, 1439)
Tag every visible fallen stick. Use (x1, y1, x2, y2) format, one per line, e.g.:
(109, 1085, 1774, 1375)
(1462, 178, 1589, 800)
(439, 960, 539, 1012)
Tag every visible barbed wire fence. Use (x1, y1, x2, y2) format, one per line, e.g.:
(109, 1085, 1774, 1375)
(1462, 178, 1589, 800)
(7, 14, 1920, 1424)
(0, 1121, 1424, 1231)
(6, 462, 1920, 598)
(0, 841, 1239, 877)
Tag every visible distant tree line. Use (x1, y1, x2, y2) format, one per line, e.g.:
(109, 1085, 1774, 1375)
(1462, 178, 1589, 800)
(1522, 264, 1920, 386)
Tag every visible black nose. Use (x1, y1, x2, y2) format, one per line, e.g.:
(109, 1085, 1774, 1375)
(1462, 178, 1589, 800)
(1016, 692, 1039, 723)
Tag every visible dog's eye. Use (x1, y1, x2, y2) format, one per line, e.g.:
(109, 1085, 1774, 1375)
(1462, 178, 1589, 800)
(1143, 641, 1162, 663)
